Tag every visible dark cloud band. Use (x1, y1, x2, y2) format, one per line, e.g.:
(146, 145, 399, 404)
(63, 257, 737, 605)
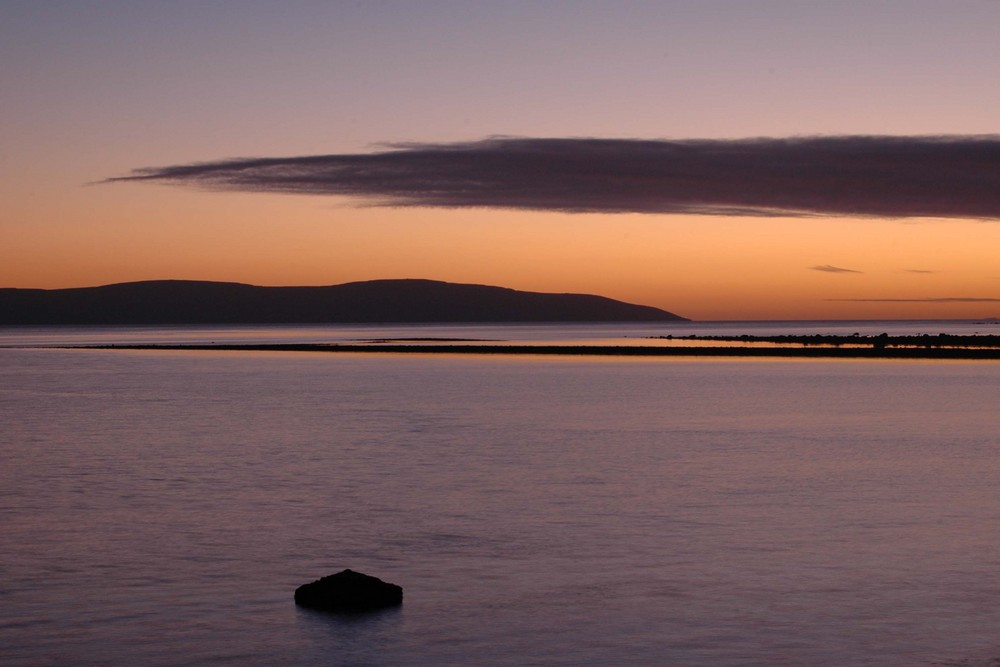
(811, 265, 863, 274)
(109, 135, 1000, 219)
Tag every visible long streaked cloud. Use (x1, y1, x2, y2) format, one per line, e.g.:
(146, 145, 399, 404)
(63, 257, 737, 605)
(829, 297, 1000, 303)
(811, 264, 863, 274)
(107, 135, 1000, 219)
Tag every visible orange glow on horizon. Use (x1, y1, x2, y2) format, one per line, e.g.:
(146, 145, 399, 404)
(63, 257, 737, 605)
(3, 182, 998, 321)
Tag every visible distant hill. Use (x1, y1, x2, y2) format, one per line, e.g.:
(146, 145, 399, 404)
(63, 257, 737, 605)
(0, 279, 688, 325)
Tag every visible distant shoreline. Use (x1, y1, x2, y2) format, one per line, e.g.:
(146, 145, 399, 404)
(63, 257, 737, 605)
(0, 279, 686, 325)
(54, 342, 1000, 360)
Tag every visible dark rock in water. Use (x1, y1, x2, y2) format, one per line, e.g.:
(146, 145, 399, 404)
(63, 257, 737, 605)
(294, 569, 403, 612)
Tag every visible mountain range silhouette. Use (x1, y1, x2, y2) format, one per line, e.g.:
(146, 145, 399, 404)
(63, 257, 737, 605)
(0, 279, 687, 325)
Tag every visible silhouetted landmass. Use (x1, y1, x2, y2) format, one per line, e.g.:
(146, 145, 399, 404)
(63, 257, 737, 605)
(0, 279, 687, 325)
(70, 342, 1000, 360)
(653, 333, 1000, 348)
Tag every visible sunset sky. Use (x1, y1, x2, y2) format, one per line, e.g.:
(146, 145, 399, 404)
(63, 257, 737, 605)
(3, 1, 999, 321)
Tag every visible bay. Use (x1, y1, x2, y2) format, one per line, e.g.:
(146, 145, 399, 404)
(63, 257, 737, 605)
(2, 323, 1000, 665)
(2, 318, 998, 348)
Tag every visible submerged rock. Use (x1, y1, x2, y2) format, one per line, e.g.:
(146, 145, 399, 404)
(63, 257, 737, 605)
(294, 569, 403, 612)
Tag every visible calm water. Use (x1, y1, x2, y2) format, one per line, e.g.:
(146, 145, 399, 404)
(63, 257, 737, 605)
(3, 324, 1000, 665)
(2, 318, 998, 347)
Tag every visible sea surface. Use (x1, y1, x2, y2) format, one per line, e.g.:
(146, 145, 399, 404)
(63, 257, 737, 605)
(2, 319, 998, 347)
(3, 322, 1000, 666)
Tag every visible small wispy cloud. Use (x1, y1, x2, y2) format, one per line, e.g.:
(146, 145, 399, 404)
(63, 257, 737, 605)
(811, 265, 863, 274)
(829, 297, 1000, 303)
(904, 269, 937, 274)
(107, 135, 1000, 219)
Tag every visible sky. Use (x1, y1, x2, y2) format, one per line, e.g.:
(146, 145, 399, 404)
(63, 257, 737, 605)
(2, 0, 999, 321)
